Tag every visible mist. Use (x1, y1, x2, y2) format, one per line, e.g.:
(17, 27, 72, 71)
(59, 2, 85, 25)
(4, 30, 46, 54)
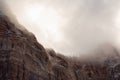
(1, 0, 120, 57)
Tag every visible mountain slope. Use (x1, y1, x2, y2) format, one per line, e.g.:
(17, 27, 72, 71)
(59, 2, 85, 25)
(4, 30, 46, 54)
(0, 12, 120, 80)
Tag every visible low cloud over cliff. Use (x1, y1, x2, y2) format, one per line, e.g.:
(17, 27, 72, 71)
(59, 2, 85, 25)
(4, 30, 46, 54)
(1, 0, 120, 57)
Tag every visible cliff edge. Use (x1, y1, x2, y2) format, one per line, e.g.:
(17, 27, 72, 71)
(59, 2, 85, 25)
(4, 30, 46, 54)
(0, 12, 120, 80)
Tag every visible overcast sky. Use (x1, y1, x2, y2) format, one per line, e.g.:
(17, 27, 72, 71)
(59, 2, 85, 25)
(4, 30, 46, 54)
(2, 0, 120, 56)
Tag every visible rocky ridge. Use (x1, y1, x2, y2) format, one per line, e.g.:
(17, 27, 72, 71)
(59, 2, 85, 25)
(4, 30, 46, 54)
(0, 12, 120, 80)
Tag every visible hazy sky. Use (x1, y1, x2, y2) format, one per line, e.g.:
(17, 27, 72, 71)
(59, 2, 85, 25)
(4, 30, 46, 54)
(2, 0, 120, 56)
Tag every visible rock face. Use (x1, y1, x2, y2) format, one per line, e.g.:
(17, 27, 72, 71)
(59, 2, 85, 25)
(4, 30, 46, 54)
(0, 13, 120, 80)
(0, 13, 49, 80)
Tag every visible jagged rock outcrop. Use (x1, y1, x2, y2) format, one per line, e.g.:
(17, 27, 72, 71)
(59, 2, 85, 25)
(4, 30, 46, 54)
(0, 13, 49, 80)
(0, 13, 120, 80)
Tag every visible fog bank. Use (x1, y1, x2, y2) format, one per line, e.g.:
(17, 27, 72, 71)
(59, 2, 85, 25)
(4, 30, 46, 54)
(1, 0, 120, 57)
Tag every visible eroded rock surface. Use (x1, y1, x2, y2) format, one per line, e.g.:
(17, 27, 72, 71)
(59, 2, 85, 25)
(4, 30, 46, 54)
(0, 13, 120, 80)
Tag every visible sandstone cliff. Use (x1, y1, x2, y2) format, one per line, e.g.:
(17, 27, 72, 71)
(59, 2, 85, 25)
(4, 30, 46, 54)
(0, 12, 120, 80)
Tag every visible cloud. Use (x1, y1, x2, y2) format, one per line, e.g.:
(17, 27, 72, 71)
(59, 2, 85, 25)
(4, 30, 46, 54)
(59, 0, 120, 55)
(4, 0, 120, 57)
(0, 0, 10, 15)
